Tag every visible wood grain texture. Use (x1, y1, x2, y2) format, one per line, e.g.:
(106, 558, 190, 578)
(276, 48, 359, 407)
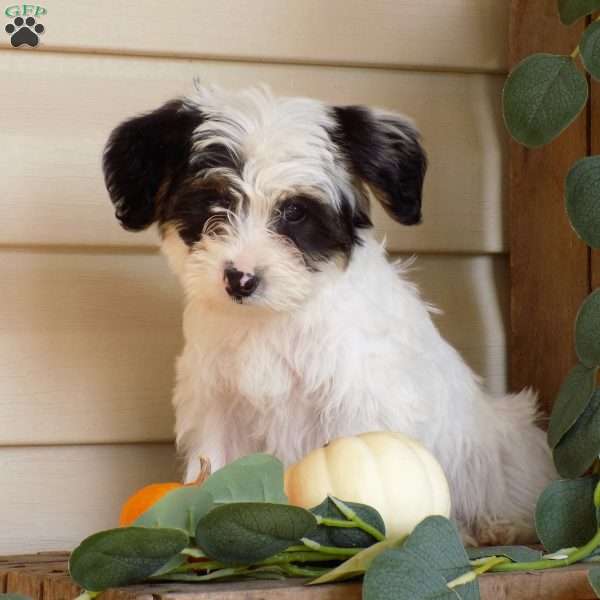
(0, 444, 177, 554)
(0, 250, 508, 446)
(1, 555, 597, 599)
(0, 51, 507, 253)
(0, 1, 509, 73)
(508, 0, 590, 414)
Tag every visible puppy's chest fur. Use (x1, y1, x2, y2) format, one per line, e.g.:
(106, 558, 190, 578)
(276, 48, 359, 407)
(175, 317, 338, 465)
(173, 240, 459, 469)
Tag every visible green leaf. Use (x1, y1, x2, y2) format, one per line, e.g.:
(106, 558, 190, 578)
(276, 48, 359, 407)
(554, 390, 600, 477)
(152, 565, 288, 583)
(566, 157, 600, 249)
(308, 497, 385, 548)
(309, 537, 405, 585)
(582, 22, 600, 80)
(535, 477, 599, 552)
(403, 516, 478, 600)
(152, 567, 249, 582)
(363, 516, 479, 600)
(558, 0, 600, 24)
(363, 549, 464, 600)
(134, 454, 287, 534)
(69, 527, 188, 592)
(195, 502, 317, 565)
(547, 363, 597, 447)
(150, 552, 188, 576)
(576, 289, 600, 366)
(467, 546, 543, 563)
(503, 54, 588, 147)
(588, 566, 600, 597)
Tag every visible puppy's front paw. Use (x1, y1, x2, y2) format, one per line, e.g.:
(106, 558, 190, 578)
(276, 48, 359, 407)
(458, 525, 478, 548)
(474, 517, 536, 546)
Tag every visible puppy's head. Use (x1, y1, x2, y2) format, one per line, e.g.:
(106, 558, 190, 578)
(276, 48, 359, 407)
(103, 84, 426, 313)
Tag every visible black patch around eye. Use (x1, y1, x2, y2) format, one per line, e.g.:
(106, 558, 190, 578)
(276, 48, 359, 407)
(161, 185, 236, 246)
(273, 196, 370, 264)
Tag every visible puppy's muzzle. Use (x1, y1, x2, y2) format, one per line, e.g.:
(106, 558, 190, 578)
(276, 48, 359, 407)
(224, 266, 260, 300)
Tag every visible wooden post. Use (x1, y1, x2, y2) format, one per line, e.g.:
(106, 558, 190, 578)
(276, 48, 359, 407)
(508, 0, 591, 414)
(590, 81, 600, 291)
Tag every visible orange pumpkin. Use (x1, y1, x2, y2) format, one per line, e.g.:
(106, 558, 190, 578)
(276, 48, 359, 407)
(119, 457, 211, 526)
(119, 482, 182, 526)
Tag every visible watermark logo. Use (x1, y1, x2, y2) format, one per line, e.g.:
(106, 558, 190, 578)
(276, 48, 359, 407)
(4, 5, 46, 47)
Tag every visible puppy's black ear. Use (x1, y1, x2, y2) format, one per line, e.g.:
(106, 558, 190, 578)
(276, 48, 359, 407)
(332, 106, 427, 226)
(103, 99, 203, 231)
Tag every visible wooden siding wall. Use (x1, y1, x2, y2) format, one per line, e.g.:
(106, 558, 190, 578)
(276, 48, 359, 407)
(0, 1, 510, 553)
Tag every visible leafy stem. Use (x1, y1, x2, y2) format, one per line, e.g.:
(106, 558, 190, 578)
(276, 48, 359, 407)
(570, 14, 600, 61)
(328, 496, 386, 541)
(488, 527, 600, 573)
(279, 564, 330, 577)
(260, 549, 360, 565)
(173, 559, 227, 572)
(473, 556, 511, 575)
(301, 537, 365, 556)
(315, 516, 359, 529)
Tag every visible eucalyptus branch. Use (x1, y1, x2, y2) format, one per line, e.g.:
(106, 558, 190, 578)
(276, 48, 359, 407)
(150, 567, 246, 582)
(488, 528, 600, 573)
(284, 544, 310, 552)
(301, 537, 365, 556)
(259, 549, 360, 565)
(473, 556, 511, 576)
(447, 557, 510, 590)
(279, 564, 330, 578)
(328, 496, 386, 541)
(570, 14, 600, 60)
(315, 516, 359, 529)
(173, 559, 227, 572)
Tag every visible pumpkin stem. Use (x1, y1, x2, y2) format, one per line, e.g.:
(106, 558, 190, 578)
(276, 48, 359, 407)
(193, 456, 212, 486)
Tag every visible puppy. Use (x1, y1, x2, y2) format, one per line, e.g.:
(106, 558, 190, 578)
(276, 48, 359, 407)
(103, 83, 555, 545)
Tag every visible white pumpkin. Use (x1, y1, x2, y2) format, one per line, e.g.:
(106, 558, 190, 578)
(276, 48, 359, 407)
(284, 431, 451, 539)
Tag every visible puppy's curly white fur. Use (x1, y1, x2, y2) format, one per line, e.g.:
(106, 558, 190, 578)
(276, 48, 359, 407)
(103, 83, 556, 545)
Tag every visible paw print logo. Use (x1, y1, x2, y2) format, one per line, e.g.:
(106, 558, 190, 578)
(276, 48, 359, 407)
(5, 16, 45, 48)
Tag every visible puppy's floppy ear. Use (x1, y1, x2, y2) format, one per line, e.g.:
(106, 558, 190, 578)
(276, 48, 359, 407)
(332, 106, 427, 226)
(103, 99, 203, 231)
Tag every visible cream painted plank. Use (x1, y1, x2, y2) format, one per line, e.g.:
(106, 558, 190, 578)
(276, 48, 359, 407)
(0, 249, 181, 445)
(1, 51, 506, 253)
(0, 249, 508, 447)
(0, 1, 509, 72)
(0, 444, 177, 554)
(402, 253, 509, 396)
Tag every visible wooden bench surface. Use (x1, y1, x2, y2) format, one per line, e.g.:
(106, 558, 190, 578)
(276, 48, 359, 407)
(1, 553, 597, 600)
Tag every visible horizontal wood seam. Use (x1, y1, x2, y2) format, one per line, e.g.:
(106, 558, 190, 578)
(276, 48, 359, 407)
(0, 46, 509, 76)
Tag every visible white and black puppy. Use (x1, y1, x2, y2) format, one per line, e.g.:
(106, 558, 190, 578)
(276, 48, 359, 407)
(103, 83, 555, 545)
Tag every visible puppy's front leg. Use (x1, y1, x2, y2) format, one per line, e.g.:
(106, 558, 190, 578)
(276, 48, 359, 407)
(177, 394, 262, 482)
(176, 399, 232, 483)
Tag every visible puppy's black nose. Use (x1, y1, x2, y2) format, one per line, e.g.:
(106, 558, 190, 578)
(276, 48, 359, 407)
(224, 266, 260, 299)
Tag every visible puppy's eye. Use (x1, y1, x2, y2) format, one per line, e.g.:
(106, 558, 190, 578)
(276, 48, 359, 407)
(211, 197, 233, 212)
(283, 202, 306, 224)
